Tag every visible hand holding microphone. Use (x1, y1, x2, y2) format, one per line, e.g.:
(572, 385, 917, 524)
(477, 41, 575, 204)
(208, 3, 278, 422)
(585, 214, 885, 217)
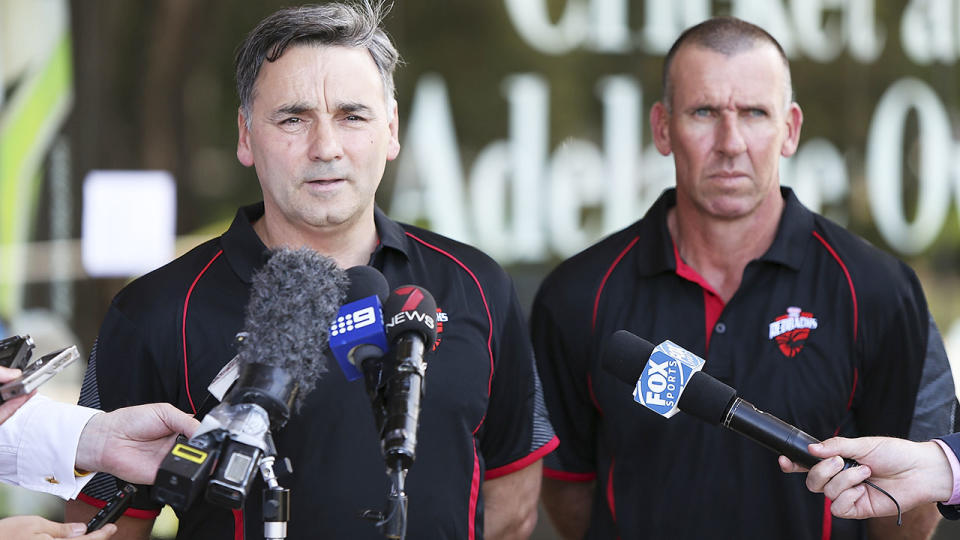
(153, 248, 345, 515)
(602, 330, 903, 523)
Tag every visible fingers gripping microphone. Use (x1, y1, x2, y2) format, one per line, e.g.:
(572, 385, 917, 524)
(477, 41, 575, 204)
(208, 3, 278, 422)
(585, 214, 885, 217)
(602, 330, 841, 469)
(380, 285, 438, 472)
(153, 248, 346, 514)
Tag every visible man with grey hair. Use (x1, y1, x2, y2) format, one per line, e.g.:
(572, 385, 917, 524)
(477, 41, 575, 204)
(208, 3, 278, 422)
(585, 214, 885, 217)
(532, 16, 957, 539)
(67, 3, 556, 539)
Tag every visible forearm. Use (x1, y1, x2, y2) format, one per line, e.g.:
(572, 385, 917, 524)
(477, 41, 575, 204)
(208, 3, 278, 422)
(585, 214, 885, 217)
(483, 461, 542, 539)
(541, 477, 594, 539)
(867, 502, 941, 540)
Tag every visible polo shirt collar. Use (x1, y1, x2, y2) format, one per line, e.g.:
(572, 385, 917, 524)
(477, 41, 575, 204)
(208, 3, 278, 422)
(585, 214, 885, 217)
(372, 206, 410, 259)
(220, 202, 270, 284)
(219, 203, 410, 283)
(760, 187, 814, 271)
(635, 186, 813, 277)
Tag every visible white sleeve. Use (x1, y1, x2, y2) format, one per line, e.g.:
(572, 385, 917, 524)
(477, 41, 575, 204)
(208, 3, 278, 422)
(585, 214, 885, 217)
(0, 395, 101, 499)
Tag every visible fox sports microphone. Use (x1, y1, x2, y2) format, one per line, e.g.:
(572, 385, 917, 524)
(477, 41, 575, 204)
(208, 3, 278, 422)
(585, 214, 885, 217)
(379, 285, 438, 472)
(329, 265, 390, 383)
(602, 330, 851, 470)
(153, 248, 346, 512)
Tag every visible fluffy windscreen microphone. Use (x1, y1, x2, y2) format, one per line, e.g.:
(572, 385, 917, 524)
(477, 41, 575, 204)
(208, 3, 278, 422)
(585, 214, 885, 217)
(234, 247, 347, 417)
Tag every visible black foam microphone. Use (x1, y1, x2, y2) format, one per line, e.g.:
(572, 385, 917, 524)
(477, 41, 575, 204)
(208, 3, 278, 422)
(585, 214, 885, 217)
(153, 248, 346, 512)
(602, 330, 844, 469)
(379, 285, 438, 472)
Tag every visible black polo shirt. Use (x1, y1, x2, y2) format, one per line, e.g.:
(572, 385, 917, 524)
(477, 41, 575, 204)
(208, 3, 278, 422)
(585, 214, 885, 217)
(78, 202, 557, 540)
(532, 187, 958, 540)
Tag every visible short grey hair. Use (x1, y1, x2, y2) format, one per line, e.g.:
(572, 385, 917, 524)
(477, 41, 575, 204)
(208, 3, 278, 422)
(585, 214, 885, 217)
(662, 16, 793, 113)
(234, 1, 400, 127)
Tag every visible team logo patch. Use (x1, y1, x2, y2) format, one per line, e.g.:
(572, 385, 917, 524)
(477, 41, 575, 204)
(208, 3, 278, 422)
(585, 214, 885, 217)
(768, 306, 818, 358)
(433, 307, 447, 351)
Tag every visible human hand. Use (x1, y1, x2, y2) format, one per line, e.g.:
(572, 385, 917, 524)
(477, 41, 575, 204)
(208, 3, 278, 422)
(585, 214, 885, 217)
(778, 436, 953, 519)
(0, 515, 116, 539)
(75, 402, 199, 484)
(0, 365, 35, 425)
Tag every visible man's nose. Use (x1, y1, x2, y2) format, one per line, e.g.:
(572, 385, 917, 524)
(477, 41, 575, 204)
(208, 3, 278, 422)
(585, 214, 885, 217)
(716, 113, 747, 156)
(309, 118, 344, 162)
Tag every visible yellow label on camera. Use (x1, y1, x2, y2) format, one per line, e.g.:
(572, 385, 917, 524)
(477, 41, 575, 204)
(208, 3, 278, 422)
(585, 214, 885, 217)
(172, 443, 207, 464)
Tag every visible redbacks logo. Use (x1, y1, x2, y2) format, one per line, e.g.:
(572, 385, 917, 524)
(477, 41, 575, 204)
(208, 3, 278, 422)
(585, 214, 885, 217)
(768, 306, 818, 358)
(433, 308, 447, 351)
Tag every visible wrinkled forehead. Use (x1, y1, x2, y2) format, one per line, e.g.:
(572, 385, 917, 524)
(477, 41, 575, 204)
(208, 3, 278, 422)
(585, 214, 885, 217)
(669, 43, 790, 107)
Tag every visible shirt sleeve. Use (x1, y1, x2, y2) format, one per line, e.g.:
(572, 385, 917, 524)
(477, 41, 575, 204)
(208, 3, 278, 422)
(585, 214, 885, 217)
(530, 283, 598, 481)
(0, 395, 99, 499)
(479, 279, 558, 478)
(856, 265, 958, 441)
(76, 303, 167, 516)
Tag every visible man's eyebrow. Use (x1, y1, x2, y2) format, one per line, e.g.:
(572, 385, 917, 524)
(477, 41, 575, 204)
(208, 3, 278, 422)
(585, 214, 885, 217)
(269, 102, 312, 119)
(267, 101, 375, 119)
(337, 101, 374, 116)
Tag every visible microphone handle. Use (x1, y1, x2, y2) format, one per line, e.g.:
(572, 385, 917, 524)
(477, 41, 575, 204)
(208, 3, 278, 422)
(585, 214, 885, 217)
(382, 333, 427, 471)
(723, 398, 856, 471)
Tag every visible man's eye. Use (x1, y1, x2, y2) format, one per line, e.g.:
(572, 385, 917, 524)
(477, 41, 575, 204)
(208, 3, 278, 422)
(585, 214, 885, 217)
(345, 114, 366, 122)
(693, 108, 712, 117)
(746, 108, 767, 117)
(280, 117, 302, 125)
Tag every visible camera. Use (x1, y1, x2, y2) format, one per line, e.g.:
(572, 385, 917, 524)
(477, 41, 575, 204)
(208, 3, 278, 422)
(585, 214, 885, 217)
(152, 362, 295, 513)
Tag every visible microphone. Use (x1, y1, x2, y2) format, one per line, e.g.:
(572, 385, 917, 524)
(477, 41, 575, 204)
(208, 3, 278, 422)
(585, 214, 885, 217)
(153, 247, 346, 512)
(379, 285, 438, 472)
(602, 330, 842, 469)
(329, 265, 390, 382)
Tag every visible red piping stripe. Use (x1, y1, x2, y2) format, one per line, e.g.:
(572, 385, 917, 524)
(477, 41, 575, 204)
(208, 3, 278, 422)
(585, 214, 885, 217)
(404, 232, 493, 540)
(812, 232, 861, 540)
(822, 498, 833, 540)
(77, 493, 160, 519)
(587, 373, 603, 414)
(468, 440, 481, 540)
(592, 237, 640, 332)
(606, 458, 617, 524)
(812, 231, 858, 341)
(182, 249, 223, 415)
(486, 435, 560, 480)
(233, 508, 244, 540)
(543, 467, 597, 482)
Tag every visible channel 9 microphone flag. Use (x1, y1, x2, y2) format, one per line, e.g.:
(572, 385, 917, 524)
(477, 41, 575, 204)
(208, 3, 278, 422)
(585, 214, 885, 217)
(153, 248, 346, 513)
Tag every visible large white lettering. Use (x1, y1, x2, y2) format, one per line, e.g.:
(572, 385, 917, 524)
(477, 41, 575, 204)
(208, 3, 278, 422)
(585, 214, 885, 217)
(506, 0, 886, 60)
(901, 0, 955, 64)
(390, 74, 472, 244)
(866, 78, 952, 254)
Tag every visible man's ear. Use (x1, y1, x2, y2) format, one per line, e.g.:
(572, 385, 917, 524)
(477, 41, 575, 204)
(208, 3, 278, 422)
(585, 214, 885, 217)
(781, 103, 803, 158)
(650, 101, 672, 156)
(386, 99, 400, 161)
(237, 108, 254, 167)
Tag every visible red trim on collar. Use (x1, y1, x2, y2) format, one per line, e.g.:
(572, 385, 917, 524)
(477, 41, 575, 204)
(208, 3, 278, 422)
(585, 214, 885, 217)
(672, 242, 725, 351)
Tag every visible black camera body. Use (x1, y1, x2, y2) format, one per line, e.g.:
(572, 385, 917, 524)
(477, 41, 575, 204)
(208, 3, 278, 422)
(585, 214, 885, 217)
(152, 363, 295, 513)
(153, 430, 226, 513)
